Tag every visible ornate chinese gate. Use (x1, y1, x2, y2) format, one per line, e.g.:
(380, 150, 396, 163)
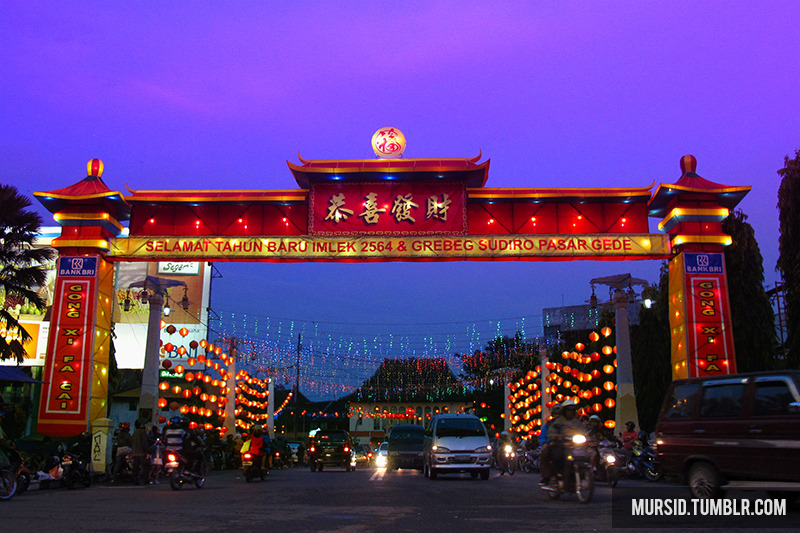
(33, 138, 749, 438)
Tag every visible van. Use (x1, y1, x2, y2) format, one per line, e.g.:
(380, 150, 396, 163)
(387, 424, 425, 471)
(423, 413, 492, 480)
(655, 370, 800, 498)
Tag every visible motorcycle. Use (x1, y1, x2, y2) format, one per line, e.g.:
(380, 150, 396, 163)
(60, 448, 91, 489)
(518, 447, 540, 473)
(240, 451, 267, 482)
(0, 448, 18, 501)
(617, 440, 663, 482)
(631, 441, 663, 481)
(496, 443, 516, 475)
(165, 451, 206, 490)
(593, 440, 619, 487)
(541, 434, 594, 503)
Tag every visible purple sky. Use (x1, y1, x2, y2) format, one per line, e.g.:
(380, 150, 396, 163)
(2, 1, 798, 350)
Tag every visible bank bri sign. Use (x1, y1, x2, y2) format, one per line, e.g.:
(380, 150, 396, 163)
(684, 253, 724, 274)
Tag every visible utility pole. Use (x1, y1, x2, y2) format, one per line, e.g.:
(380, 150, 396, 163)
(295, 333, 301, 439)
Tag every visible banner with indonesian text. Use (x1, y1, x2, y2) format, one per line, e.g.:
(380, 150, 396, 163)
(109, 234, 670, 261)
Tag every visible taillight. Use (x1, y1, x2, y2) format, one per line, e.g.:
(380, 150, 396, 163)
(167, 453, 177, 462)
(309, 446, 315, 453)
(343, 446, 349, 453)
(243, 453, 252, 460)
(275, 452, 280, 457)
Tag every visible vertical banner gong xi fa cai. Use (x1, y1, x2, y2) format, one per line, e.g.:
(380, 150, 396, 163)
(670, 252, 737, 379)
(37, 256, 102, 437)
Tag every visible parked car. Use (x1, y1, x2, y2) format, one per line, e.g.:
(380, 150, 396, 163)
(655, 370, 800, 499)
(308, 430, 355, 472)
(387, 424, 425, 471)
(423, 413, 492, 480)
(374, 442, 389, 468)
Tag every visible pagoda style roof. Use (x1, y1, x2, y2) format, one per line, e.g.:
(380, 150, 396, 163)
(35, 175, 131, 219)
(124, 188, 307, 204)
(287, 153, 490, 188)
(469, 183, 655, 203)
(648, 155, 750, 217)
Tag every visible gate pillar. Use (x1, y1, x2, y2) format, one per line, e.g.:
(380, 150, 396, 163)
(649, 156, 750, 380)
(34, 160, 129, 437)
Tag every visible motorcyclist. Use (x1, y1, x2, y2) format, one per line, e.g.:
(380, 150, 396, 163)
(496, 431, 515, 475)
(586, 415, 611, 469)
(546, 400, 586, 485)
(620, 421, 638, 450)
(538, 403, 561, 485)
(163, 417, 201, 473)
(111, 421, 132, 482)
(244, 426, 266, 473)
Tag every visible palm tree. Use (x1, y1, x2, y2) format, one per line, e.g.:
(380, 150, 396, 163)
(0, 184, 55, 362)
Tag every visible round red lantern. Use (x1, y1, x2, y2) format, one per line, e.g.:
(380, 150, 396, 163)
(169, 401, 179, 411)
(162, 359, 172, 369)
(166, 325, 177, 335)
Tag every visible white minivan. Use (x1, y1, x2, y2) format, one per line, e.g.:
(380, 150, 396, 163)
(423, 413, 492, 480)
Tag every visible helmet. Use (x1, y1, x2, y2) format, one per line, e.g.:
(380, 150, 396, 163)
(561, 399, 577, 410)
(589, 415, 601, 422)
(551, 403, 562, 414)
(168, 416, 187, 429)
(119, 422, 130, 431)
(626, 421, 636, 428)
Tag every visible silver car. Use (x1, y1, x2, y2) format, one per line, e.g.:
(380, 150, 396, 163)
(423, 414, 492, 480)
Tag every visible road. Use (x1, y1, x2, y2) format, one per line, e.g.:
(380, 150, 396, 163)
(2, 466, 797, 532)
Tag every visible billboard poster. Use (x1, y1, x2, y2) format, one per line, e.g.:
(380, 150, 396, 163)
(37, 257, 99, 436)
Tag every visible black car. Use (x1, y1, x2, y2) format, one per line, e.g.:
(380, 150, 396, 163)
(308, 430, 355, 472)
(387, 424, 425, 471)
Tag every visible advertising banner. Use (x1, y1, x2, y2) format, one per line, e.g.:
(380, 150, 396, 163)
(37, 256, 99, 437)
(671, 252, 737, 379)
(309, 181, 467, 235)
(109, 234, 670, 261)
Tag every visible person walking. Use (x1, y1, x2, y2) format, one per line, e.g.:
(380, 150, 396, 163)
(131, 420, 149, 485)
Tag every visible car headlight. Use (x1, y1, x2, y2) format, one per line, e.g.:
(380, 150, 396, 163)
(572, 434, 587, 444)
(504, 444, 513, 453)
(474, 446, 490, 453)
(376, 455, 387, 467)
(605, 454, 616, 464)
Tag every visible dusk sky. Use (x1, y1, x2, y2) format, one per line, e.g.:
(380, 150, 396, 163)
(2, 2, 798, 396)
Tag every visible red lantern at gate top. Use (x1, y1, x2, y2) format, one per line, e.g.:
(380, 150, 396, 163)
(179, 327, 189, 337)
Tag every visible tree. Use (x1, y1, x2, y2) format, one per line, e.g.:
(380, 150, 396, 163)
(777, 148, 800, 368)
(0, 185, 54, 362)
(629, 262, 671, 432)
(722, 210, 778, 371)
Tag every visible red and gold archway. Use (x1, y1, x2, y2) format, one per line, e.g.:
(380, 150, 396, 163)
(32, 144, 749, 437)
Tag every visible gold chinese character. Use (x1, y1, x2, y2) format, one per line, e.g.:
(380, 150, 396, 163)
(391, 194, 418, 223)
(324, 193, 354, 223)
(358, 192, 386, 224)
(426, 194, 451, 222)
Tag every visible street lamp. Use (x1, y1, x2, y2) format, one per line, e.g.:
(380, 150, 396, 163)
(589, 273, 649, 432)
(129, 275, 187, 428)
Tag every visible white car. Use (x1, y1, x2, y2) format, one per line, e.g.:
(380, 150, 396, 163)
(375, 441, 389, 468)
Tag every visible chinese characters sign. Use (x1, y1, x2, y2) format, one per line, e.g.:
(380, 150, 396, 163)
(670, 253, 737, 379)
(110, 234, 669, 261)
(38, 256, 99, 437)
(309, 182, 467, 235)
(371, 127, 406, 158)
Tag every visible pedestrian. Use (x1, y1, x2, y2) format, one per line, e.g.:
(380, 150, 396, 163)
(131, 419, 149, 484)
